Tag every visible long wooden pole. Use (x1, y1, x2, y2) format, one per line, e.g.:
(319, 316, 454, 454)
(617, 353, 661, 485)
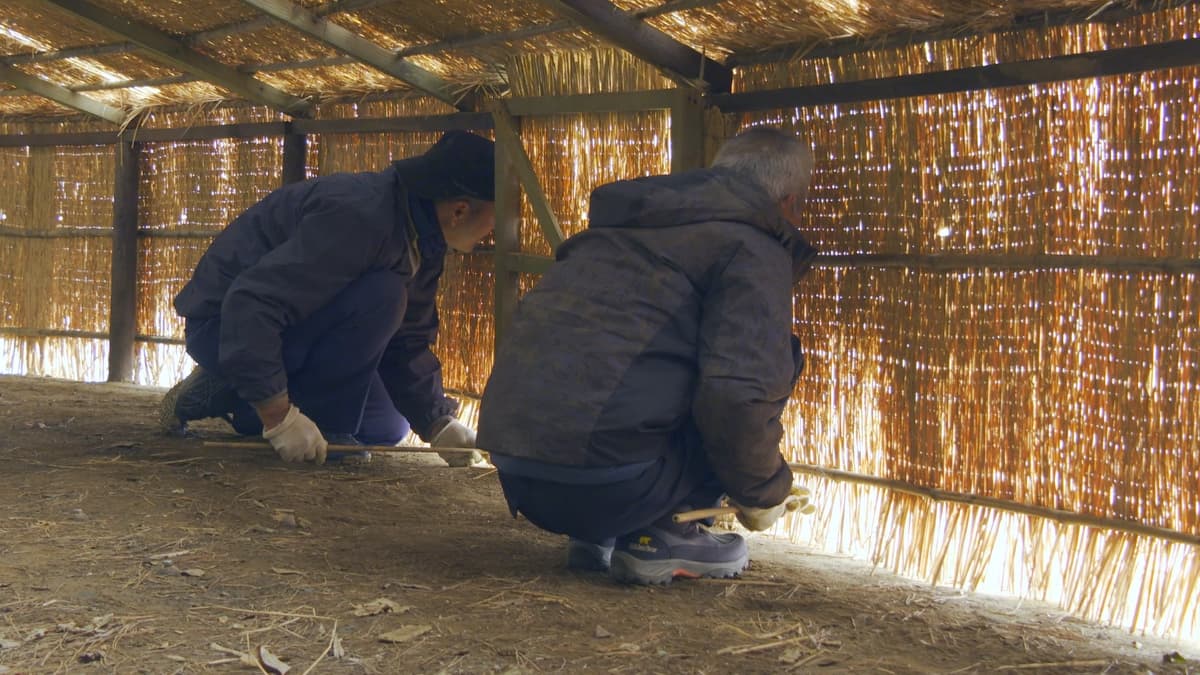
(107, 138, 141, 383)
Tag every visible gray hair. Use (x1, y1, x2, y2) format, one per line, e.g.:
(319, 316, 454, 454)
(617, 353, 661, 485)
(711, 126, 813, 201)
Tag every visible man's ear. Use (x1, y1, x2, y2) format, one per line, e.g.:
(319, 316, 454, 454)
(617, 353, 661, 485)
(450, 198, 472, 224)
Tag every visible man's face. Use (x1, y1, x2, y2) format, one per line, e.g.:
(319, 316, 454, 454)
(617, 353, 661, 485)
(779, 186, 810, 228)
(439, 199, 496, 253)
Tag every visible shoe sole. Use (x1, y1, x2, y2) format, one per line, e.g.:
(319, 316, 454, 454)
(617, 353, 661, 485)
(608, 550, 749, 585)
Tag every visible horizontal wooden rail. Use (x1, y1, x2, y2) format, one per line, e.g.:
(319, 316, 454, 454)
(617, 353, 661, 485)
(790, 463, 1200, 548)
(817, 253, 1200, 274)
(714, 38, 1200, 112)
(0, 326, 184, 345)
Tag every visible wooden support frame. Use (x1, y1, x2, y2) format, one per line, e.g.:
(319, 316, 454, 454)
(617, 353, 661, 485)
(281, 125, 307, 185)
(0, 63, 125, 124)
(714, 38, 1200, 112)
(492, 117, 522, 352)
(107, 139, 141, 383)
(669, 88, 704, 173)
(238, 0, 474, 110)
(39, 0, 314, 118)
(533, 0, 731, 92)
(490, 101, 565, 252)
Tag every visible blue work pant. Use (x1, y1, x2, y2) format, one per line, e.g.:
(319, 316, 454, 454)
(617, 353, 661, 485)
(185, 269, 411, 444)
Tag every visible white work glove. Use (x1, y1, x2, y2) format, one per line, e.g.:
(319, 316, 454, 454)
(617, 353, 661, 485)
(731, 484, 813, 531)
(262, 405, 327, 464)
(430, 417, 484, 467)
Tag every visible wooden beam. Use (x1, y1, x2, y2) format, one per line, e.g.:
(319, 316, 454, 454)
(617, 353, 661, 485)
(0, 113, 491, 147)
(0, 63, 124, 123)
(491, 101, 565, 251)
(533, 0, 732, 92)
(281, 126, 307, 185)
(669, 89, 704, 173)
(293, 112, 492, 134)
(238, 0, 473, 110)
(505, 89, 679, 116)
(713, 38, 1200, 112)
(728, 0, 1200, 66)
(492, 118, 521, 353)
(107, 140, 141, 383)
(39, 0, 314, 118)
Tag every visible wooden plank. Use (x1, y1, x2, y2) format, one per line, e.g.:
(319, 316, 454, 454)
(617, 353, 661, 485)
(0, 63, 124, 124)
(491, 101, 565, 251)
(501, 253, 554, 275)
(817, 253, 1200, 274)
(0, 114, 490, 148)
(505, 89, 679, 116)
(0, 131, 119, 147)
(239, 0, 473, 110)
(107, 140, 141, 383)
(0, 326, 184, 345)
(293, 112, 493, 134)
(729, 0, 1200, 66)
(281, 128, 307, 185)
(41, 0, 313, 118)
(492, 121, 522, 353)
(669, 89, 704, 173)
(532, 0, 731, 92)
(127, 122, 290, 142)
(714, 38, 1200, 112)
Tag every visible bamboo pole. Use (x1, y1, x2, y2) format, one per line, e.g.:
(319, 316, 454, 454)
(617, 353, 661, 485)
(789, 463, 1200, 548)
(202, 441, 480, 455)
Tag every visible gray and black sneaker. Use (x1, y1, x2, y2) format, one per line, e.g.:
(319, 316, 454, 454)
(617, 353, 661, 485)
(323, 433, 373, 464)
(609, 518, 748, 585)
(567, 537, 615, 572)
(158, 366, 238, 435)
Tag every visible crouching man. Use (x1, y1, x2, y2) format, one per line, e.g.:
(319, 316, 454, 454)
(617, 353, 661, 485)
(160, 131, 495, 467)
(477, 127, 817, 584)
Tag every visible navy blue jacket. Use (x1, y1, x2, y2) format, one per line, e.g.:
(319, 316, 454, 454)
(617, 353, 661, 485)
(173, 164, 456, 438)
(477, 168, 815, 508)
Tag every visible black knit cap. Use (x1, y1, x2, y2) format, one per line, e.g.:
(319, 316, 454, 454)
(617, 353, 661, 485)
(393, 130, 495, 202)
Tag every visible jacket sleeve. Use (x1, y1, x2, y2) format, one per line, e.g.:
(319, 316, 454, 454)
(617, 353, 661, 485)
(378, 255, 457, 440)
(218, 190, 389, 403)
(692, 238, 796, 508)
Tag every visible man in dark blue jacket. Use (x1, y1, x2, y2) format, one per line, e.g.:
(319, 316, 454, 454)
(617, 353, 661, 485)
(161, 131, 494, 467)
(477, 126, 816, 584)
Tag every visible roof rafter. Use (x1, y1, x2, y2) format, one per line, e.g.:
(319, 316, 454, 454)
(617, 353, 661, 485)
(0, 62, 125, 123)
(37, 0, 314, 118)
(531, 0, 732, 92)
(238, 0, 474, 110)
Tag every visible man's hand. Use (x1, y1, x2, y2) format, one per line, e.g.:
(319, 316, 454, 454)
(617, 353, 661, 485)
(262, 405, 327, 464)
(430, 417, 484, 467)
(730, 484, 812, 531)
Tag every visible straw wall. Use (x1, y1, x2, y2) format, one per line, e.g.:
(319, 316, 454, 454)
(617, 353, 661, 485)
(0, 142, 114, 380)
(733, 8, 1200, 638)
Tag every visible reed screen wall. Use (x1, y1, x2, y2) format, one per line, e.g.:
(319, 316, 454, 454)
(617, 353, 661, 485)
(0, 6, 1195, 639)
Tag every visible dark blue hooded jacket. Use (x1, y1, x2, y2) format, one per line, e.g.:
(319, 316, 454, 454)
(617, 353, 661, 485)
(172, 165, 456, 438)
(477, 167, 815, 507)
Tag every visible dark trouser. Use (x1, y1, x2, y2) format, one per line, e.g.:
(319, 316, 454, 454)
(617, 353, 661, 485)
(185, 269, 411, 445)
(496, 440, 724, 545)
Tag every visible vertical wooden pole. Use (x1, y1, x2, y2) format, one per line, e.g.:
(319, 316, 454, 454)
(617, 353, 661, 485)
(281, 124, 307, 185)
(107, 137, 141, 383)
(493, 113, 522, 355)
(670, 88, 705, 174)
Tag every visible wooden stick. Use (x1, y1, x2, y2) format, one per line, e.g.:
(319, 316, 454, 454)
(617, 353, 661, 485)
(202, 441, 480, 455)
(673, 506, 737, 523)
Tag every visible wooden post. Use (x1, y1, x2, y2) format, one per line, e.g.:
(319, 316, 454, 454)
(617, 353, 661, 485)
(281, 124, 307, 185)
(107, 138, 140, 383)
(669, 88, 704, 174)
(492, 114, 522, 355)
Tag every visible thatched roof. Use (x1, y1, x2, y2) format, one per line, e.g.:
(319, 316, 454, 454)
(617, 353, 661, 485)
(0, 0, 1158, 121)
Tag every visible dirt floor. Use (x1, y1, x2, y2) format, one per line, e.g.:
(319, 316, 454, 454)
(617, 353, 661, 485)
(0, 375, 1195, 675)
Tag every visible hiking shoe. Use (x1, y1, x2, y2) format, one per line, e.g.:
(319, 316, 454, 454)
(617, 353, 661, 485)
(323, 433, 372, 464)
(158, 366, 237, 435)
(567, 538, 615, 572)
(609, 520, 748, 585)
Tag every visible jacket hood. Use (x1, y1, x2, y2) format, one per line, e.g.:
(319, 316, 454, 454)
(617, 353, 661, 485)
(587, 167, 818, 281)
